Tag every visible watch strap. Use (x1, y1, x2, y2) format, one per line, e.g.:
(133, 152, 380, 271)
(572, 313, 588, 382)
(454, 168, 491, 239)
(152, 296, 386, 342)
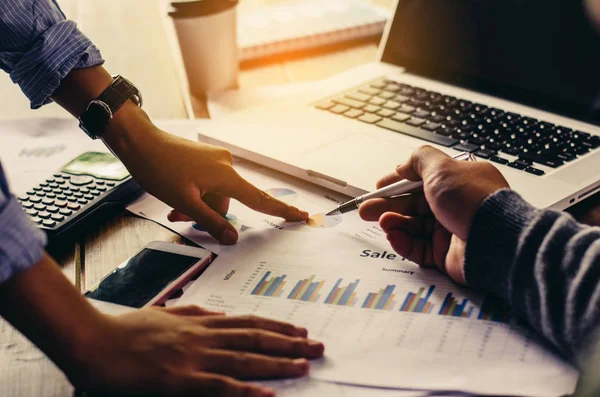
(97, 75, 141, 115)
(78, 75, 142, 139)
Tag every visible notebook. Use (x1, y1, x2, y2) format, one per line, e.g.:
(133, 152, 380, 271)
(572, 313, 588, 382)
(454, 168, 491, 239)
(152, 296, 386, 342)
(238, 0, 391, 62)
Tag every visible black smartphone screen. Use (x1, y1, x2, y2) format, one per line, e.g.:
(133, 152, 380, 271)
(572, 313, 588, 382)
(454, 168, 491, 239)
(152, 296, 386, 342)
(85, 248, 200, 308)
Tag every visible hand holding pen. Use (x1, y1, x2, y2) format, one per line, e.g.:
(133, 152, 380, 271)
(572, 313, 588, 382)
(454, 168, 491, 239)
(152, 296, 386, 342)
(326, 151, 476, 216)
(356, 146, 509, 285)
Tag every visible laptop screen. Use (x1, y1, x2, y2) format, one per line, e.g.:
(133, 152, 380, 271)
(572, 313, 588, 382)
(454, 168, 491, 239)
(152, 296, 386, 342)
(381, 0, 600, 125)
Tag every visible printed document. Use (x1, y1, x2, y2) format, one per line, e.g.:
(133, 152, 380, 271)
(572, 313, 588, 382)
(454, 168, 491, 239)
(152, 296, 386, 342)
(174, 230, 577, 397)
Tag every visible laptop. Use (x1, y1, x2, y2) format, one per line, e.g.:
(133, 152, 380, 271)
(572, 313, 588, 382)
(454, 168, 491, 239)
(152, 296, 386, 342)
(198, 0, 600, 210)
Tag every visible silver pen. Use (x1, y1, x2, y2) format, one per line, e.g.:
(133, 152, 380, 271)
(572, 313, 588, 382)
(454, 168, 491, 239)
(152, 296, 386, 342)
(325, 151, 476, 216)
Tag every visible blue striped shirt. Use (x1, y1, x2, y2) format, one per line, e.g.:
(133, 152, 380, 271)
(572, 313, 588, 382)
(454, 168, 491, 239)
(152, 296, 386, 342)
(0, 0, 104, 283)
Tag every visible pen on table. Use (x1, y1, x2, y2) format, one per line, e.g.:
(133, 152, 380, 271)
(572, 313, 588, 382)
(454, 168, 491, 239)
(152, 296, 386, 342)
(325, 151, 476, 216)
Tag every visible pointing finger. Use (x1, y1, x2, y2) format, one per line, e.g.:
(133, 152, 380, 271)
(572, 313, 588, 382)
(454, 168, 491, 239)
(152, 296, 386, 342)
(220, 174, 309, 222)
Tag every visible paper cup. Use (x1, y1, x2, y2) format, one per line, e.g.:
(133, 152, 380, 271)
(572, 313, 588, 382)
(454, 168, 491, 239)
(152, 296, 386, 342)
(170, 0, 239, 95)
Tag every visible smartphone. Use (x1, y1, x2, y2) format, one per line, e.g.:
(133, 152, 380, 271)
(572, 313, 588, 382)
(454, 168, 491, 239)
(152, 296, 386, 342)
(85, 241, 213, 308)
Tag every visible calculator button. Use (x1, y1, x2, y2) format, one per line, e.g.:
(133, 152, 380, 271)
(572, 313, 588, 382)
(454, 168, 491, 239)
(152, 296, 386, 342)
(53, 173, 63, 178)
(57, 195, 68, 201)
(53, 188, 63, 194)
(46, 193, 56, 199)
(96, 186, 107, 192)
(67, 203, 80, 210)
(39, 182, 49, 187)
(106, 181, 116, 186)
(66, 197, 78, 203)
(55, 179, 66, 185)
(29, 196, 42, 203)
(42, 219, 56, 228)
(69, 175, 94, 186)
(32, 186, 42, 191)
(51, 214, 65, 222)
(46, 178, 55, 183)
(18, 194, 29, 201)
(59, 208, 73, 216)
(80, 187, 90, 194)
(25, 209, 37, 217)
(21, 201, 34, 209)
(84, 194, 94, 200)
(90, 190, 102, 196)
(42, 198, 54, 205)
(73, 192, 83, 198)
(34, 203, 45, 211)
(31, 217, 43, 225)
(38, 211, 51, 219)
(42, 187, 52, 193)
(95, 180, 105, 186)
(54, 200, 68, 208)
(49, 183, 59, 189)
(61, 174, 70, 179)
(77, 199, 88, 205)
(69, 187, 80, 192)
(46, 206, 59, 213)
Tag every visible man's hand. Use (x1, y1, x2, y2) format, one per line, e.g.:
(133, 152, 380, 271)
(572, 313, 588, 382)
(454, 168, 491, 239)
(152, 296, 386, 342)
(359, 146, 509, 284)
(51, 66, 308, 246)
(108, 123, 308, 245)
(72, 306, 324, 396)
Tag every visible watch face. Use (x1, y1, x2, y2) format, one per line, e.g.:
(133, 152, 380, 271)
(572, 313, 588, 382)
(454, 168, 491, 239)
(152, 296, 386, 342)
(80, 101, 112, 135)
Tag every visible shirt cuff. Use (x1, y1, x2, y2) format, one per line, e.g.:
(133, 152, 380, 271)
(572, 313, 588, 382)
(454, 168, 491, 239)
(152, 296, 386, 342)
(463, 189, 539, 300)
(0, 197, 47, 284)
(9, 20, 104, 109)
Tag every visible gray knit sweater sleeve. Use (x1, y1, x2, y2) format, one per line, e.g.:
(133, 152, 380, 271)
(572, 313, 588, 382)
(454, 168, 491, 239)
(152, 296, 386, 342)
(464, 189, 600, 364)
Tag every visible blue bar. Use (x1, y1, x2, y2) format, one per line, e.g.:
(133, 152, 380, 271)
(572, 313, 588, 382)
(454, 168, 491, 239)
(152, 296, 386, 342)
(376, 285, 395, 310)
(287, 279, 304, 299)
(301, 281, 319, 301)
(439, 293, 452, 314)
(415, 285, 435, 312)
(265, 275, 286, 296)
(339, 280, 359, 306)
(362, 293, 374, 308)
(466, 306, 474, 318)
(325, 279, 343, 303)
(400, 293, 413, 311)
(455, 298, 468, 317)
(251, 271, 271, 295)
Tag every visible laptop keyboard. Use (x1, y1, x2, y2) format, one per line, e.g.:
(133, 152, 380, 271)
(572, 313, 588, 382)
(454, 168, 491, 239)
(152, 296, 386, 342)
(315, 78, 600, 176)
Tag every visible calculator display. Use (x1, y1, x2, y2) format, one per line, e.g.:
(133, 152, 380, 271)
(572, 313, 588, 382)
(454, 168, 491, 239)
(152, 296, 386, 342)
(61, 152, 129, 180)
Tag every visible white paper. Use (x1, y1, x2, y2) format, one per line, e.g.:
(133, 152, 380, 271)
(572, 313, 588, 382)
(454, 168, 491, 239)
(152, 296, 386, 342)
(127, 158, 391, 254)
(256, 377, 434, 397)
(173, 230, 578, 397)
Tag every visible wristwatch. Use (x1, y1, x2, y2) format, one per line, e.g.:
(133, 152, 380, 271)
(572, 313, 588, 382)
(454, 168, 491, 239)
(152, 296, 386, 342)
(78, 75, 143, 139)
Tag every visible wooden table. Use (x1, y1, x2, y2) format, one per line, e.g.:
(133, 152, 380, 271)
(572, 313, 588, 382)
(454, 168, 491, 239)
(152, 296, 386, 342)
(0, 0, 597, 395)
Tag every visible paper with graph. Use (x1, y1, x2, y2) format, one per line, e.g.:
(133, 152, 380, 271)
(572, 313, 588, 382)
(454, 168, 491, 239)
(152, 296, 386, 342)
(175, 230, 577, 397)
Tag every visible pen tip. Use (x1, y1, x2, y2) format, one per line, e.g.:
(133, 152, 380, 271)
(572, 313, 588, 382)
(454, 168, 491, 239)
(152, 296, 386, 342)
(325, 209, 340, 216)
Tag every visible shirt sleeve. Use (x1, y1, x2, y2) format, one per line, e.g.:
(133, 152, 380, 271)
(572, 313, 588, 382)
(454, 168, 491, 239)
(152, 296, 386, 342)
(0, 162, 47, 285)
(464, 189, 600, 365)
(0, 0, 104, 109)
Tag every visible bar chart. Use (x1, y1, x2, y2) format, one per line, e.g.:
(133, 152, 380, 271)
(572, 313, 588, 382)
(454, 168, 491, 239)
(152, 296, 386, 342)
(251, 271, 287, 297)
(438, 292, 474, 318)
(287, 275, 325, 302)
(399, 285, 436, 313)
(362, 285, 397, 310)
(324, 278, 360, 306)
(477, 296, 512, 323)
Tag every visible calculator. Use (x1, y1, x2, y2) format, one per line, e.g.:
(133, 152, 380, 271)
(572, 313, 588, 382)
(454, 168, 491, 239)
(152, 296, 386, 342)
(17, 152, 144, 245)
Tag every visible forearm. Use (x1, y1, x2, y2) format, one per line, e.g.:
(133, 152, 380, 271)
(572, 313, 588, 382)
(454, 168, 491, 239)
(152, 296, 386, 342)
(0, 253, 106, 382)
(51, 65, 164, 170)
(464, 189, 600, 364)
